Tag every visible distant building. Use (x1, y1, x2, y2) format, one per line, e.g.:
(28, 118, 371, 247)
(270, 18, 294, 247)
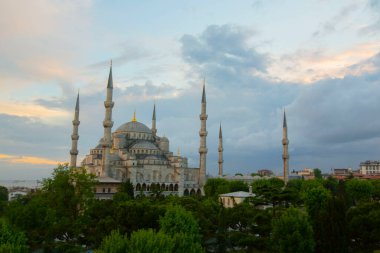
(219, 186, 255, 208)
(290, 168, 314, 180)
(359, 161, 380, 175)
(257, 169, 274, 177)
(220, 174, 271, 184)
(332, 168, 352, 180)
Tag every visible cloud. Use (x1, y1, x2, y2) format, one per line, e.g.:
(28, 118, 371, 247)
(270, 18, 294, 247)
(257, 42, 380, 84)
(359, 0, 380, 35)
(180, 24, 269, 87)
(0, 101, 71, 125)
(312, 3, 358, 38)
(179, 24, 380, 175)
(0, 153, 61, 165)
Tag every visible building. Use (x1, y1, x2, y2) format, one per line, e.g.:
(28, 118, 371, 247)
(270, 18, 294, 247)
(257, 169, 274, 177)
(359, 161, 380, 175)
(70, 64, 209, 197)
(219, 186, 255, 208)
(290, 168, 315, 180)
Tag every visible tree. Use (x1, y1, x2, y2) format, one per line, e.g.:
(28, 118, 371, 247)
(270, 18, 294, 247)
(128, 229, 174, 253)
(313, 168, 322, 179)
(6, 164, 96, 250)
(229, 180, 248, 192)
(346, 202, 380, 252)
(251, 178, 285, 213)
(97, 230, 128, 253)
(224, 203, 272, 252)
(0, 219, 28, 253)
(271, 207, 314, 253)
(113, 180, 134, 201)
(159, 205, 200, 239)
(370, 179, 380, 201)
(159, 205, 203, 253)
(0, 186, 8, 214)
(204, 178, 230, 197)
(98, 229, 175, 253)
(345, 179, 374, 205)
(0, 186, 8, 202)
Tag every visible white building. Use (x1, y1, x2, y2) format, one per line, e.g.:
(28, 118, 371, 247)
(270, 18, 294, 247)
(359, 161, 380, 175)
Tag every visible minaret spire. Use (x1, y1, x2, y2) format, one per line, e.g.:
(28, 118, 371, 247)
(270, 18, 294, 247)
(152, 103, 157, 137)
(282, 109, 289, 184)
(199, 79, 208, 190)
(218, 123, 224, 176)
(70, 92, 80, 167)
(102, 62, 114, 176)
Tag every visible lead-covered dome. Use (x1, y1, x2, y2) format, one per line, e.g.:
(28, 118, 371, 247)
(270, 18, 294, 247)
(115, 121, 151, 134)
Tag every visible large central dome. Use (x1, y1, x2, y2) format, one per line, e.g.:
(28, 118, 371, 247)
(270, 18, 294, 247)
(115, 121, 151, 134)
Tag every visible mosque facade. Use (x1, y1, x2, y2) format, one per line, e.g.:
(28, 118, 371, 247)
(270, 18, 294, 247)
(69, 65, 208, 196)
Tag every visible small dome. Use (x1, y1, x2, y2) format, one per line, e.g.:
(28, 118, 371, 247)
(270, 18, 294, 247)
(131, 141, 158, 150)
(160, 137, 169, 142)
(116, 121, 151, 134)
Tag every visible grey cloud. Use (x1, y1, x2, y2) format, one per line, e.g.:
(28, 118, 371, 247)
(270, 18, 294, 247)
(180, 24, 269, 87)
(0, 114, 69, 158)
(179, 24, 380, 175)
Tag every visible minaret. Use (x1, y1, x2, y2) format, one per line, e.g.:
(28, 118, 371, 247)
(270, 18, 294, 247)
(102, 62, 114, 177)
(218, 123, 224, 176)
(70, 92, 80, 167)
(199, 80, 208, 187)
(152, 104, 157, 137)
(282, 109, 289, 184)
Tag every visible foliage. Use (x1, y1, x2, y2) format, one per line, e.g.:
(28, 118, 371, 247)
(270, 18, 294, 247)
(0, 218, 28, 253)
(128, 229, 174, 253)
(345, 179, 374, 205)
(159, 205, 200, 239)
(250, 178, 285, 213)
(6, 164, 96, 251)
(204, 178, 230, 197)
(371, 179, 380, 201)
(3, 175, 380, 252)
(0, 186, 8, 214)
(113, 180, 134, 201)
(204, 178, 248, 198)
(98, 230, 128, 253)
(224, 203, 272, 252)
(346, 202, 380, 252)
(0, 186, 8, 202)
(313, 168, 322, 179)
(271, 207, 314, 253)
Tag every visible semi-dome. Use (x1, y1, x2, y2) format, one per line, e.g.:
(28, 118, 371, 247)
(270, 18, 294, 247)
(115, 121, 151, 134)
(131, 141, 158, 150)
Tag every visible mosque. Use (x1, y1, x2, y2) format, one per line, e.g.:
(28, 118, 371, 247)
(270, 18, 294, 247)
(69, 64, 210, 196)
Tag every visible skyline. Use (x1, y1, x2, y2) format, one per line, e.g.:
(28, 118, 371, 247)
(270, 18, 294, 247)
(1, 0, 380, 179)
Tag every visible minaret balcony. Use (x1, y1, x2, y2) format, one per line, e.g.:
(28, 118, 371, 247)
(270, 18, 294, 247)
(282, 154, 289, 159)
(72, 120, 80, 126)
(282, 139, 289, 145)
(199, 147, 208, 153)
(70, 150, 78, 155)
(103, 120, 114, 128)
(104, 101, 114, 108)
(199, 115, 208, 120)
(71, 134, 79, 140)
(199, 130, 208, 136)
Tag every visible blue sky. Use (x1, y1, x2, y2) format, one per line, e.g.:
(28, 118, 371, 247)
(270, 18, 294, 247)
(0, 0, 380, 179)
